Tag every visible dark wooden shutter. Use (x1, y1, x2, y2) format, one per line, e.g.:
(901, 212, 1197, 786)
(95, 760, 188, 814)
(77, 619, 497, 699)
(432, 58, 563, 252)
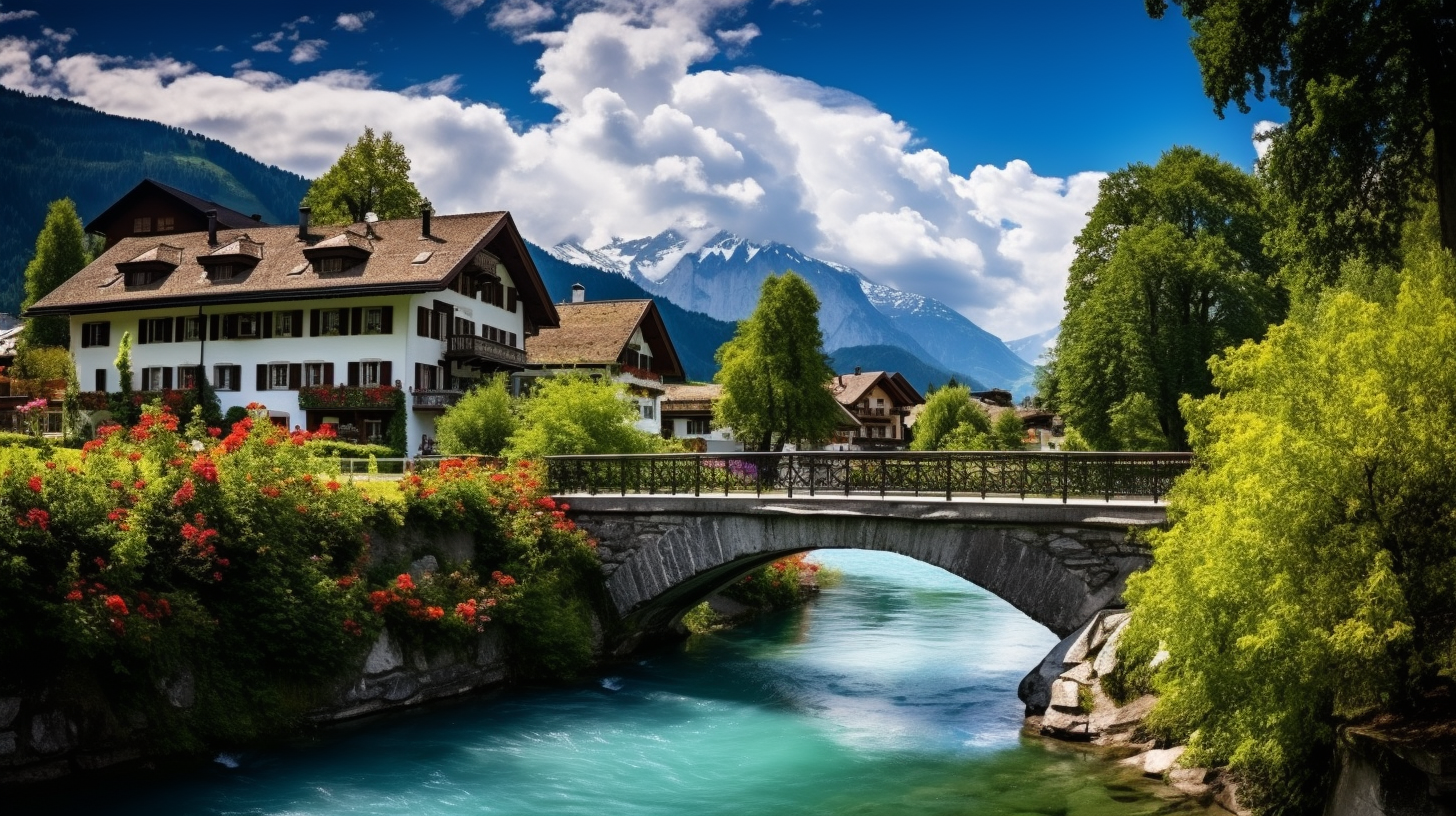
(323, 362, 335, 386)
(223, 314, 238, 339)
(163, 318, 173, 343)
(291, 310, 304, 335)
(288, 363, 302, 390)
(262, 311, 274, 339)
(380, 305, 393, 334)
(417, 306, 429, 337)
(506, 287, 517, 313)
(162, 367, 173, 390)
(209, 315, 220, 341)
(310, 309, 321, 337)
(256, 364, 268, 391)
(81, 326, 91, 349)
(137, 321, 149, 345)
(229, 365, 242, 391)
(347, 362, 360, 387)
(174, 316, 186, 341)
(379, 361, 392, 386)
(414, 363, 424, 389)
(95, 369, 106, 392)
(349, 307, 363, 336)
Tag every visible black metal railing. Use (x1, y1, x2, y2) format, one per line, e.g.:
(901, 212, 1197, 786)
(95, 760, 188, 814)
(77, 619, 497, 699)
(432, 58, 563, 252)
(545, 451, 1195, 503)
(445, 335, 528, 367)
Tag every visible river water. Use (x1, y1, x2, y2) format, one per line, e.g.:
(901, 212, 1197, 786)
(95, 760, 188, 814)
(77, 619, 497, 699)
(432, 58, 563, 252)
(46, 550, 1208, 816)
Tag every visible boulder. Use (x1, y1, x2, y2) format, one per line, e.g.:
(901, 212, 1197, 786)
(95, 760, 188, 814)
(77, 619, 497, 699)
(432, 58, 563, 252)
(1092, 616, 1131, 678)
(364, 629, 404, 675)
(1050, 679, 1083, 710)
(1019, 617, 1098, 713)
(29, 711, 73, 755)
(409, 555, 439, 581)
(1060, 662, 1095, 685)
(1041, 707, 1090, 739)
(1123, 745, 1185, 776)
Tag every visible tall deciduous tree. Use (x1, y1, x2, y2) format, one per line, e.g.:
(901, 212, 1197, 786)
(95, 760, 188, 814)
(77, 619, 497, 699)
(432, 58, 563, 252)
(1051, 147, 1281, 450)
(909, 384, 989, 451)
(21, 198, 87, 348)
(1148, 0, 1456, 293)
(504, 373, 660, 461)
(714, 272, 843, 451)
(437, 374, 518, 456)
(302, 127, 423, 225)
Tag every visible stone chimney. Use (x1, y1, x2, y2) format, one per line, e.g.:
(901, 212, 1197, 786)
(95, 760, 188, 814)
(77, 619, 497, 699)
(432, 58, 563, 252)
(854, 366, 862, 376)
(571, 283, 586, 303)
(421, 200, 433, 239)
(206, 209, 218, 246)
(298, 205, 311, 240)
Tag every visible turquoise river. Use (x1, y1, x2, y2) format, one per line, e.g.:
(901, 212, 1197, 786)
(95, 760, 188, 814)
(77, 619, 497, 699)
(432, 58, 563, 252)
(38, 550, 1213, 815)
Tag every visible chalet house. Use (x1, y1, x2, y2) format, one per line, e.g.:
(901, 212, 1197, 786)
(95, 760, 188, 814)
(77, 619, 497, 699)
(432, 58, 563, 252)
(518, 286, 684, 434)
(660, 383, 741, 452)
(826, 368, 924, 450)
(26, 202, 559, 455)
(86, 179, 273, 250)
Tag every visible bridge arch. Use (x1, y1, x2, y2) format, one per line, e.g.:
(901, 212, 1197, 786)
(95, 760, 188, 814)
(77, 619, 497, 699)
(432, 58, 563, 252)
(564, 495, 1165, 641)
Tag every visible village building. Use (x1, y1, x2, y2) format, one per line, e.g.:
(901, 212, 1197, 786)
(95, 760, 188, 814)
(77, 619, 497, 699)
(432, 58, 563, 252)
(826, 368, 924, 450)
(85, 179, 274, 250)
(518, 285, 685, 434)
(659, 383, 741, 452)
(25, 200, 558, 455)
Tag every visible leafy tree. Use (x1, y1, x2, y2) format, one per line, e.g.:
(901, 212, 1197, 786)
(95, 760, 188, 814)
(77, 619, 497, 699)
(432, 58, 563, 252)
(108, 331, 138, 427)
(1052, 147, 1281, 450)
(989, 409, 1025, 451)
(909, 385, 989, 451)
(504, 373, 661, 461)
(1147, 0, 1456, 293)
(1107, 393, 1167, 451)
(11, 345, 72, 388)
(302, 127, 423, 226)
(714, 272, 843, 451)
(436, 374, 517, 456)
(20, 198, 87, 349)
(1118, 242, 1456, 815)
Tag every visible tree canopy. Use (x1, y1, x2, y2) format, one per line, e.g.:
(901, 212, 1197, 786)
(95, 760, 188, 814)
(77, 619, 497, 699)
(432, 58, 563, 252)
(1148, 0, 1456, 293)
(20, 198, 87, 349)
(504, 373, 662, 462)
(436, 375, 518, 457)
(1051, 147, 1282, 450)
(713, 272, 843, 451)
(302, 127, 423, 226)
(909, 385, 989, 451)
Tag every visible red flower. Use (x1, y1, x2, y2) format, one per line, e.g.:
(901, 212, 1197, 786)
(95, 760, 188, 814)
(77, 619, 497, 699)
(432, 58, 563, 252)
(336, 575, 356, 589)
(26, 475, 41, 493)
(208, 426, 222, 437)
(491, 571, 516, 588)
(342, 619, 363, 636)
(191, 455, 218, 483)
(426, 606, 444, 620)
(395, 573, 416, 591)
(22, 508, 50, 531)
(104, 594, 129, 616)
(64, 589, 83, 602)
(44, 461, 55, 470)
(172, 479, 195, 506)
(128, 452, 143, 462)
(326, 480, 341, 492)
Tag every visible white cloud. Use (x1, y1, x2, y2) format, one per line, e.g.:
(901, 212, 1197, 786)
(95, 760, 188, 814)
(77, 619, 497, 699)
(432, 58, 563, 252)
(438, 0, 487, 16)
(0, 8, 37, 24)
(1253, 119, 1279, 162)
(41, 26, 71, 51)
(491, 0, 555, 38)
(335, 11, 375, 32)
(290, 39, 327, 64)
(715, 23, 757, 56)
(0, 0, 1098, 338)
(252, 31, 284, 52)
(230, 58, 251, 70)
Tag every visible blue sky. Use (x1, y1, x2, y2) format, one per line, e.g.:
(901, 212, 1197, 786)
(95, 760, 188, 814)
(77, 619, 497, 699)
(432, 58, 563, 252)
(0, 0, 1283, 338)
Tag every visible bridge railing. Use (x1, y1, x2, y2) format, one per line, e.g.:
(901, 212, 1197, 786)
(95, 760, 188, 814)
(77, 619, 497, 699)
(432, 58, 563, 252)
(545, 451, 1195, 503)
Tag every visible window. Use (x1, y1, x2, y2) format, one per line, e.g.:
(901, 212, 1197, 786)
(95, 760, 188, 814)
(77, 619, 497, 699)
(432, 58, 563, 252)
(640, 402, 655, 421)
(686, 418, 711, 435)
(209, 264, 237, 282)
(236, 312, 260, 338)
(125, 269, 169, 287)
(363, 307, 384, 335)
(156, 216, 174, 232)
(181, 316, 203, 342)
(415, 363, 441, 391)
(139, 317, 172, 344)
(214, 365, 239, 391)
(269, 363, 291, 390)
(274, 311, 297, 338)
(142, 367, 165, 391)
(319, 309, 343, 336)
(177, 366, 199, 390)
(320, 257, 345, 274)
(133, 217, 151, 234)
(80, 322, 110, 348)
(363, 419, 382, 442)
(95, 369, 107, 392)
(360, 361, 383, 387)
(304, 362, 330, 387)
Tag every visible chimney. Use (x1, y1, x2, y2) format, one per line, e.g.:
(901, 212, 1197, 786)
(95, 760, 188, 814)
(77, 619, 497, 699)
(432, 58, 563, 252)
(838, 375, 843, 386)
(206, 209, 218, 246)
(421, 200, 433, 239)
(571, 283, 586, 303)
(854, 366, 862, 376)
(298, 205, 311, 240)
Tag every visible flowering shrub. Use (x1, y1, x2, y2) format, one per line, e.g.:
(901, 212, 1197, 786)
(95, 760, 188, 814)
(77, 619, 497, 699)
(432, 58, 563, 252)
(297, 385, 404, 410)
(722, 553, 821, 610)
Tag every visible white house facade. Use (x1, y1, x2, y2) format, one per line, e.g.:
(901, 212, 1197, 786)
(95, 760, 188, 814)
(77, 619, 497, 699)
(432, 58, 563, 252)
(31, 205, 559, 455)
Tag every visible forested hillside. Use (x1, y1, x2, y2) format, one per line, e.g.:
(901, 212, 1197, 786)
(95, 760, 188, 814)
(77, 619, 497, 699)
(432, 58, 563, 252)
(0, 88, 310, 312)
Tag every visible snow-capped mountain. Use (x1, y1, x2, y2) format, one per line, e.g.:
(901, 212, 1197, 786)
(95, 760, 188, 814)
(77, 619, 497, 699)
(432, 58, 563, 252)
(1006, 326, 1061, 365)
(549, 229, 1035, 394)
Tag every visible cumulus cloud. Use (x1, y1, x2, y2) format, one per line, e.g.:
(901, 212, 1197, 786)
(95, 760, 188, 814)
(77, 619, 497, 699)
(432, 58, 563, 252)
(0, 8, 37, 24)
(290, 39, 327, 63)
(252, 32, 284, 52)
(0, 0, 1097, 338)
(491, 0, 555, 38)
(335, 11, 375, 32)
(715, 23, 757, 56)
(1253, 119, 1279, 162)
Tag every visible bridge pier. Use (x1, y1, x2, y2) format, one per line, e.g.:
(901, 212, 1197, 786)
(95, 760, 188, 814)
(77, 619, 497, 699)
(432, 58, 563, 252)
(563, 495, 1165, 641)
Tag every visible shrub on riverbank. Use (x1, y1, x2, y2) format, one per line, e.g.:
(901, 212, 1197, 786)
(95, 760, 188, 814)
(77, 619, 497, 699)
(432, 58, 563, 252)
(684, 554, 831, 634)
(0, 403, 599, 751)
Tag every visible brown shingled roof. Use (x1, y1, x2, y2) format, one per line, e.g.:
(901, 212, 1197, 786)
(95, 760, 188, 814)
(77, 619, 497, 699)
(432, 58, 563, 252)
(85, 179, 268, 234)
(525, 299, 684, 379)
(828, 371, 924, 407)
(26, 212, 560, 331)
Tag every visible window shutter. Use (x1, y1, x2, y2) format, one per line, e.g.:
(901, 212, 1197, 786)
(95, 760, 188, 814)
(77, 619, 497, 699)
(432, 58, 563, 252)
(223, 314, 238, 339)
(506, 287, 517, 313)
(256, 364, 268, 391)
(95, 369, 106, 392)
(414, 363, 424, 389)
(323, 362, 335, 386)
(230, 365, 242, 391)
(379, 361, 392, 386)
(162, 367, 173, 390)
(347, 362, 360, 387)
(163, 319, 174, 343)
(263, 311, 274, 339)
(380, 305, 393, 334)
(81, 328, 91, 349)
(288, 363, 302, 390)
(310, 309, 321, 337)
(137, 322, 149, 345)
(349, 307, 363, 336)
(174, 316, 186, 341)
(417, 306, 429, 337)
(209, 315, 220, 341)
(291, 310, 304, 333)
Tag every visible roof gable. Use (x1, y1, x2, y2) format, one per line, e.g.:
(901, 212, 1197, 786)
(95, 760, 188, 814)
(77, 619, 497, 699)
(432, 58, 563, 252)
(525, 299, 684, 378)
(85, 178, 267, 235)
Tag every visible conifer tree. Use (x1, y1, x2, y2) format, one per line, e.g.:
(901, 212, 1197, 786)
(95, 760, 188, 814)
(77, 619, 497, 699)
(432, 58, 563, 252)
(21, 198, 88, 348)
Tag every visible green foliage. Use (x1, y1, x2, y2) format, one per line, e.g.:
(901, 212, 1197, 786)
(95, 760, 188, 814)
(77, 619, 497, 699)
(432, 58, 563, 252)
(504, 373, 661, 461)
(11, 344, 72, 387)
(108, 331, 139, 427)
(436, 374, 517, 456)
(714, 272, 843, 451)
(1120, 245, 1456, 814)
(990, 409, 1025, 451)
(1147, 0, 1456, 285)
(19, 198, 86, 348)
(720, 554, 820, 611)
(302, 127, 422, 225)
(681, 601, 727, 634)
(1107, 393, 1167, 452)
(1052, 147, 1282, 450)
(909, 385, 988, 451)
(303, 440, 395, 459)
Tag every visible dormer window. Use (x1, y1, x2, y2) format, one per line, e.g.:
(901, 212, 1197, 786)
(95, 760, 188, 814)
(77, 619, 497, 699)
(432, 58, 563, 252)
(211, 264, 237, 281)
(303, 230, 372, 274)
(199, 237, 262, 282)
(117, 244, 182, 287)
(321, 257, 344, 274)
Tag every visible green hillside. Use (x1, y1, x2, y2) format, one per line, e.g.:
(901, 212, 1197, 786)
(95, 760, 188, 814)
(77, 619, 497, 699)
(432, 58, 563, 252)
(0, 88, 310, 312)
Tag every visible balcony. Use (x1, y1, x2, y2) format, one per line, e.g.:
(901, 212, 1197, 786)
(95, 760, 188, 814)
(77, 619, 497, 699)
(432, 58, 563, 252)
(445, 334, 527, 369)
(849, 406, 908, 419)
(298, 385, 403, 411)
(411, 389, 464, 412)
